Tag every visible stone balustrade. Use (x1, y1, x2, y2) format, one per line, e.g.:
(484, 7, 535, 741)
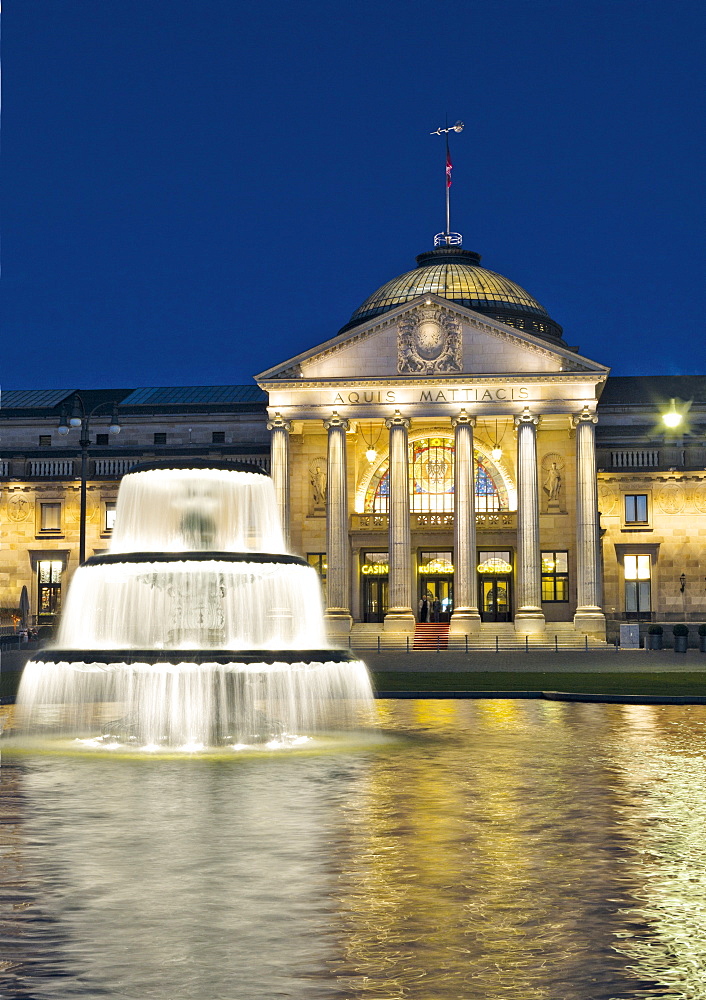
(28, 460, 74, 477)
(351, 511, 516, 531)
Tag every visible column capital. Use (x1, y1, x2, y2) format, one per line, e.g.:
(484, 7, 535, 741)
(514, 406, 539, 427)
(323, 410, 349, 432)
(385, 409, 410, 430)
(266, 412, 291, 432)
(451, 408, 476, 429)
(571, 405, 598, 427)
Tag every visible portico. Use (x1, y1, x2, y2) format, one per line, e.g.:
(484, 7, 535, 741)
(257, 278, 609, 640)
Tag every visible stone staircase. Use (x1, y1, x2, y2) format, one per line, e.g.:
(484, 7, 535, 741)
(413, 623, 450, 650)
(345, 620, 608, 650)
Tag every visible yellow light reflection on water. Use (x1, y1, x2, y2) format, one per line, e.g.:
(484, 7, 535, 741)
(334, 698, 628, 997)
(609, 707, 706, 994)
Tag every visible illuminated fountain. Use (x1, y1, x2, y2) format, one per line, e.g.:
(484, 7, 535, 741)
(17, 460, 373, 749)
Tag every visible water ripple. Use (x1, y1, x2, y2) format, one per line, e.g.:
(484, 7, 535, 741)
(2, 701, 706, 998)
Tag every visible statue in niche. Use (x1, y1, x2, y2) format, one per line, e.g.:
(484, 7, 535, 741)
(310, 460, 327, 509)
(541, 453, 565, 511)
(543, 462, 562, 501)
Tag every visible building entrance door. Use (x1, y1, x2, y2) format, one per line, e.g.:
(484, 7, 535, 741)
(363, 577, 388, 623)
(419, 577, 454, 622)
(479, 576, 511, 622)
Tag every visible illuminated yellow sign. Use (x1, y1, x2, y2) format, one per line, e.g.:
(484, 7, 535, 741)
(419, 561, 454, 574)
(361, 563, 389, 575)
(477, 558, 512, 574)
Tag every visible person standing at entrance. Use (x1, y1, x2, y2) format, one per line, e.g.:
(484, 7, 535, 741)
(418, 596, 429, 622)
(432, 597, 441, 622)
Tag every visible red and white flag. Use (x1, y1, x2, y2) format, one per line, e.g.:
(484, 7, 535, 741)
(446, 143, 453, 188)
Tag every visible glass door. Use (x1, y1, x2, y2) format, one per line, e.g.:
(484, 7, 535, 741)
(363, 577, 388, 623)
(361, 551, 389, 623)
(479, 577, 511, 622)
(419, 577, 454, 622)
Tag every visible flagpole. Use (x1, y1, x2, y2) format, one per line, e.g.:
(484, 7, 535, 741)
(430, 120, 464, 247)
(445, 134, 451, 236)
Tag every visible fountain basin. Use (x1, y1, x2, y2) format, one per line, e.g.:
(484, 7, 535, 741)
(17, 458, 374, 748)
(55, 552, 328, 650)
(18, 652, 373, 747)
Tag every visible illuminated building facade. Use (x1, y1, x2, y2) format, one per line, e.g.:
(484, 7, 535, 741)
(257, 244, 609, 638)
(1, 247, 704, 641)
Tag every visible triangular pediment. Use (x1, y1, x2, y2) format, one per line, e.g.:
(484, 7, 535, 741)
(255, 295, 607, 386)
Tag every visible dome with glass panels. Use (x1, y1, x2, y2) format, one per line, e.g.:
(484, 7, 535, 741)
(340, 246, 564, 343)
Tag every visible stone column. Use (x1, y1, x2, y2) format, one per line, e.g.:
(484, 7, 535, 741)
(450, 410, 481, 635)
(383, 411, 416, 632)
(266, 413, 291, 548)
(323, 413, 352, 635)
(572, 406, 606, 635)
(514, 409, 545, 632)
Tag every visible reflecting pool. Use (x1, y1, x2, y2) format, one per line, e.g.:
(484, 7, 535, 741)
(2, 699, 706, 999)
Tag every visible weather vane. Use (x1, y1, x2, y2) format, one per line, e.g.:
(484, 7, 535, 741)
(430, 121, 465, 136)
(431, 120, 464, 247)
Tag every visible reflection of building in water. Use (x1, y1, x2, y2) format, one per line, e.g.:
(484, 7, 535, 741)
(1, 241, 705, 642)
(333, 699, 647, 997)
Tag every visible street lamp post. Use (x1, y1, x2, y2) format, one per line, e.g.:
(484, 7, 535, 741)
(58, 395, 121, 564)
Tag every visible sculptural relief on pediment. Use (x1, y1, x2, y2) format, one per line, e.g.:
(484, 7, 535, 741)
(397, 306, 462, 375)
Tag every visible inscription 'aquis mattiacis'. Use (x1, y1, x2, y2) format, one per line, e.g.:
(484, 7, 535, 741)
(332, 386, 531, 405)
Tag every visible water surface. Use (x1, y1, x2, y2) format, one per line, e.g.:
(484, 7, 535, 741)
(2, 699, 706, 999)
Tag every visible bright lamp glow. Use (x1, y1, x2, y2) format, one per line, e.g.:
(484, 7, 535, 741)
(365, 448, 377, 463)
(662, 400, 682, 428)
(490, 447, 502, 461)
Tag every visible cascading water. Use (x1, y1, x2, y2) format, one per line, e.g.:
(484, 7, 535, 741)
(17, 460, 374, 749)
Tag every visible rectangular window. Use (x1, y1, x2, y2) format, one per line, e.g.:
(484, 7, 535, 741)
(541, 550, 569, 602)
(307, 552, 327, 603)
(212, 431, 225, 444)
(104, 501, 117, 532)
(624, 554, 651, 617)
(624, 494, 648, 524)
(95, 433, 109, 446)
(40, 502, 61, 532)
(37, 559, 62, 621)
(38, 435, 52, 447)
(307, 553, 327, 581)
(153, 433, 167, 445)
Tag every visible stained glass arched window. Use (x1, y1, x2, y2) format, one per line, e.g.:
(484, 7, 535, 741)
(365, 438, 505, 513)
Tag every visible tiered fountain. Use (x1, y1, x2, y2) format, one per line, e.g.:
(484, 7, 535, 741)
(18, 460, 373, 749)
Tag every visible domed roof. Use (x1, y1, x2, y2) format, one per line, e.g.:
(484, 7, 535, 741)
(340, 247, 564, 342)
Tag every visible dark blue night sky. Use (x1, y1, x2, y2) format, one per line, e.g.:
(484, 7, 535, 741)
(2, 0, 705, 390)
